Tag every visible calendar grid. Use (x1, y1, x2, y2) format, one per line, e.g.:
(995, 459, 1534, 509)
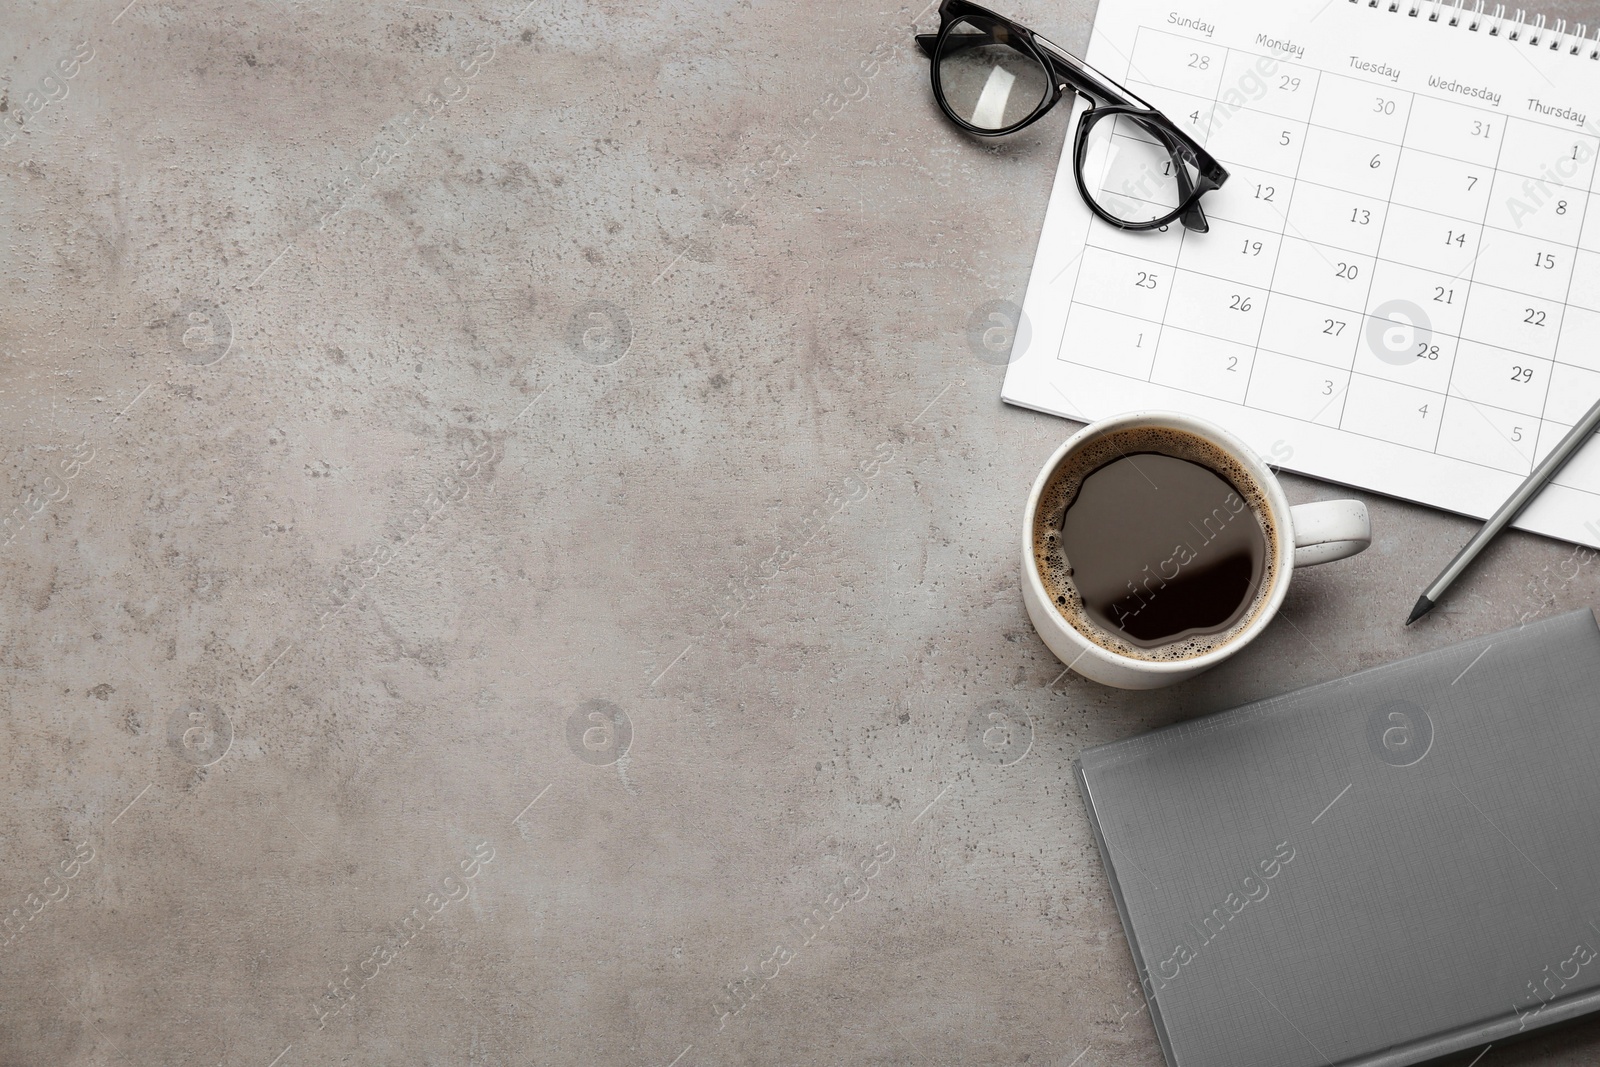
(1128, 69, 1591, 176)
(1197, 171, 1594, 278)
(1333, 87, 1413, 434)
(1136, 24, 1187, 384)
(1435, 107, 1514, 462)
(1068, 240, 1598, 451)
(1249, 346, 1551, 437)
(1055, 27, 1140, 378)
(1054, 25, 1600, 479)
(1059, 351, 1600, 497)
(1086, 242, 1600, 340)
(1073, 237, 1600, 326)
(1237, 66, 1321, 414)
(1055, 196, 1100, 374)
(1013, 0, 1600, 546)
(1534, 144, 1600, 463)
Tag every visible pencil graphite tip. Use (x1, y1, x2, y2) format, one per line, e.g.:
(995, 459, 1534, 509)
(1405, 595, 1434, 626)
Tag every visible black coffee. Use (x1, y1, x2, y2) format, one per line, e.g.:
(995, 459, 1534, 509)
(1033, 427, 1276, 661)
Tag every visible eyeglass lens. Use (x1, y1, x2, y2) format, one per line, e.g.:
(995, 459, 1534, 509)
(935, 17, 1050, 132)
(1080, 112, 1197, 226)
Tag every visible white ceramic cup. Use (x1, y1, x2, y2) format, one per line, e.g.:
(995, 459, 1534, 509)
(1021, 411, 1371, 689)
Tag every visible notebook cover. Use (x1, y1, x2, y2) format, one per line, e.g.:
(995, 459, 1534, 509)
(1077, 609, 1600, 1067)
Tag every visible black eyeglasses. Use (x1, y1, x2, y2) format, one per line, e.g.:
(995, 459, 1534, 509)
(916, 0, 1227, 232)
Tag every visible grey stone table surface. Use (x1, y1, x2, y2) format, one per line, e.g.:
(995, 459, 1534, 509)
(5, 0, 1600, 1064)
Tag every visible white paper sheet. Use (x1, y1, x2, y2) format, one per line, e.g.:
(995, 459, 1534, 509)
(1005, 0, 1600, 547)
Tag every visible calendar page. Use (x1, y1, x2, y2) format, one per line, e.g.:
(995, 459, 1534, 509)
(1004, 0, 1600, 547)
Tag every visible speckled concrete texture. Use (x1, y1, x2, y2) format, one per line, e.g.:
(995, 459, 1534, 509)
(5, 1, 1600, 1064)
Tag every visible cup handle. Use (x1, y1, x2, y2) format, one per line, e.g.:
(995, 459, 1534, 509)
(1289, 500, 1371, 567)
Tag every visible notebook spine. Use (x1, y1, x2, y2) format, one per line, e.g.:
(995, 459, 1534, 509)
(1352, 0, 1600, 59)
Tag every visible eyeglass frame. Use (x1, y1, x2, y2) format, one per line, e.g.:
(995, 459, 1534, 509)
(915, 0, 1228, 232)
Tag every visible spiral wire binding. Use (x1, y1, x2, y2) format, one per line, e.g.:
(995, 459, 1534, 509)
(1352, 0, 1600, 58)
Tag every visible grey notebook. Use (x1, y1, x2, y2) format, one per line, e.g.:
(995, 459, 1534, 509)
(1077, 609, 1600, 1067)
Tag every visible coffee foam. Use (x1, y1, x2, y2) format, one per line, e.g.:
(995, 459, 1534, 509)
(1031, 426, 1280, 662)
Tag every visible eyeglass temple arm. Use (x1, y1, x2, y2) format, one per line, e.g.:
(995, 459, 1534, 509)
(1159, 128, 1211, 232)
